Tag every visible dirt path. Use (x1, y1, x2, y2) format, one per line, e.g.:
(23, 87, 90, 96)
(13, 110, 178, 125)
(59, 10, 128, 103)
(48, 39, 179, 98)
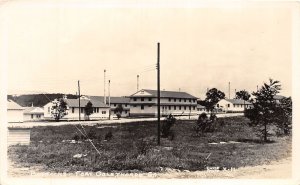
(7, 156, 291, 179)
(7, 113, 244, 128)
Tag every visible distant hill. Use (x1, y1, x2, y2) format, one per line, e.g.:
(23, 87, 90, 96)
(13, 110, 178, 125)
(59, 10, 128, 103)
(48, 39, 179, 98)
(7, 94, 78, 107)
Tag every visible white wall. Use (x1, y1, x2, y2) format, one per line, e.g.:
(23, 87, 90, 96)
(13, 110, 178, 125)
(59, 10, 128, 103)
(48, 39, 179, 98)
(24, 114, 44, 122)
(217, 99, 250, 112)
(7, 110, 24, 123)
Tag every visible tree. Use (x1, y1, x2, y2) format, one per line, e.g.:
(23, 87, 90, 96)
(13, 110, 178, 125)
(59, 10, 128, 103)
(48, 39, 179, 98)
(274, 97, 292, 135)
(244, 79, 292, 142)
(51, 99, 67, 121)
(114, 104, 124, 119)
(84, 101, 93, 120)
(235, 90, 251, 101)
(204, 88, 225, 112)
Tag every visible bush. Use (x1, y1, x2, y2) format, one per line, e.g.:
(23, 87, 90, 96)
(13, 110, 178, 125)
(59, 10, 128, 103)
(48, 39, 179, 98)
(104, 131, 113, 141)
(161, 114, 176, 138)
(87, 129, 97, 140)
(73, 134, 80, 141)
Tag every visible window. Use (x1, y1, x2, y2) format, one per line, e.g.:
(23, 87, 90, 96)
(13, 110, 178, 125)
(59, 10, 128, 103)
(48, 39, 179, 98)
(189, 106, 191, 110)
(133, 105, 137, 107)
(169, 98, 171, 102)
(148, 105, 152, 107)
(184, 106, 186, 110)
(31, 114, 33, 119)
(179, 98, 181, 102)
(72, 107, 75, 113)
(174, 106, 176, 110)
(233, 104, 236, 108)
(133, 97, 137, 101)
(193, 106, 195, 110)
(228, 104, 230, 108)
(97, 108, 99, 113)
(141, 105, 144, 110)
(169, 105, 171, 110)
(141, 98, 144, 101)
(217, 104, 219, 108)
(184, 99, 186, 102)
(125, 110, 127, 114)
(148, 98, 152, 101)
(179, 106, 181, 110)
(189, 99, 191, 102)
(114, 104, 116, 107)
(174, 98, 176, 102)
(102, 111, 106, 114)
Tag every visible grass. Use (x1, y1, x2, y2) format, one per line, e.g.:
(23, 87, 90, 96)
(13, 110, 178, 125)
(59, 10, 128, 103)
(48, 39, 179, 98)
(8, 116, 292, 173)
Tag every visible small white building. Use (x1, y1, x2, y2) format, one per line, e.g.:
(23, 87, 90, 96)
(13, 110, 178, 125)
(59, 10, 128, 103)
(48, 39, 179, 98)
(128, 89, 198, 117)
(44, 96, 110, 121)
(7, 100, 24, 123)
(23, 107, 44, 122)
(217, 99, 252, 113)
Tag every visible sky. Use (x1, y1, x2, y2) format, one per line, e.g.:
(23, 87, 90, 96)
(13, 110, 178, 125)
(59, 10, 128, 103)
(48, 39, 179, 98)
(0, 0, 294, 99)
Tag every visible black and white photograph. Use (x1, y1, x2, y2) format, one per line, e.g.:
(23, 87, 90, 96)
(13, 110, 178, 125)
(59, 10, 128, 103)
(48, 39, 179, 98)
(0, 1, 299, 185)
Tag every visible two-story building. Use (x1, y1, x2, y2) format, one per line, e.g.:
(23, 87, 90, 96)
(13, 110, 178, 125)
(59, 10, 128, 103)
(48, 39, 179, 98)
(43, 96, 110, 121)
(128, 89, 198, 117)
(217, 99, 252, 113)
(88, 96, 130, 118)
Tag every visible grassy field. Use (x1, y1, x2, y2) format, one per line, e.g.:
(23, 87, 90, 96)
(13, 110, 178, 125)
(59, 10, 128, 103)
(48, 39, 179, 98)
(8, 116, 292, 173)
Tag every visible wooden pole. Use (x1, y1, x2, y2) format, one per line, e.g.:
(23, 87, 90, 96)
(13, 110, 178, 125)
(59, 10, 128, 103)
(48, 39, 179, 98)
(108, 80, 111, 120)
(104, 69, 106, 104)
(157, 42, 161, 145)
(78, 80, 81, 121)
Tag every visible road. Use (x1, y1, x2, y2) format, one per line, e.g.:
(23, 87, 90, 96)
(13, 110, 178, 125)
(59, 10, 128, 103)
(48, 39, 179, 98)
(7, 113, 244, 128)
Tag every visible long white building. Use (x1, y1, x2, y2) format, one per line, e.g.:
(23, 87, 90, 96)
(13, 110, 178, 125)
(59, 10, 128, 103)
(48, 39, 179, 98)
(128, 89, 198, 117)
(44, 96, 110, 120)
(217, 99, 252, 113)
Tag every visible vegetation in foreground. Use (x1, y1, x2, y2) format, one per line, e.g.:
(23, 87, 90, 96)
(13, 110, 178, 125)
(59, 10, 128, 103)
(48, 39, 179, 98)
(8, 116, 291, 173)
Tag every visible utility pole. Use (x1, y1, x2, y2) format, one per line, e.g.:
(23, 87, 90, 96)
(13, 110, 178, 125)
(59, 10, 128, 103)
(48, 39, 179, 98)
(104, 69, 106, 105)
(137, 75, 139, 92)
(157, 42, 161, 145)
(78, 80, 81, 121)
(108, 80, 111, 120)
(228, 82, 231, 99)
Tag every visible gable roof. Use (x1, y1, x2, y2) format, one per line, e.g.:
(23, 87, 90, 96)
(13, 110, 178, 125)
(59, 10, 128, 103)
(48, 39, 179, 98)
(23, 107, 44, 114)
(224, 99, 252, 105)
(130, 89, 198, 99)
(88, 96, 130, 104)
(7, 100, 24, 110)
(64, 99, 109, 108)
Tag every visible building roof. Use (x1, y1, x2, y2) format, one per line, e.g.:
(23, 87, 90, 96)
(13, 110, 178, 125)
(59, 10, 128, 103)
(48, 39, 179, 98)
(224, 99, 252, 105)
(23, 107, 44, 114)
(64, 99, 110, 108)
(129, 89, 198, 99)
(7, 100, 24, 110)
(88, 96, 130, 104)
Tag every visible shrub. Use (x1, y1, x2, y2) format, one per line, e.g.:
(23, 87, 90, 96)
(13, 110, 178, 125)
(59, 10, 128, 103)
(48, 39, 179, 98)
(104, 131, 113, 141)
(161, 114, 176, 138)
(73, 134, 80, 141)
(87, 129, 97, 139)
